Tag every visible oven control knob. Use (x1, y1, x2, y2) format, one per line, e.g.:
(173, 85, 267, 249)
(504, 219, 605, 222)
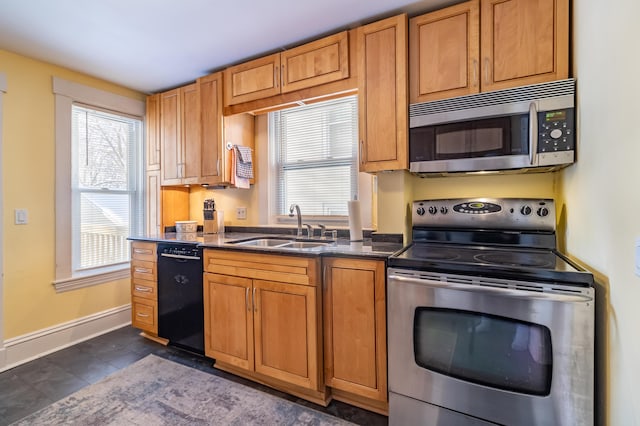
(520, 205, 532, 216)
(537, 207, 549, 217)
(416, 207, 425, 216)
(428, 206, 438, 215)
(440, 207, 448, 214)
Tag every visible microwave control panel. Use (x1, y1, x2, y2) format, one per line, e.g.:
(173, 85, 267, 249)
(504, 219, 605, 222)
(538, 108, 575, 153)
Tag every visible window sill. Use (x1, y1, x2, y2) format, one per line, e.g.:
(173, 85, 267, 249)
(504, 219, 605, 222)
(53, 264, 130, 293)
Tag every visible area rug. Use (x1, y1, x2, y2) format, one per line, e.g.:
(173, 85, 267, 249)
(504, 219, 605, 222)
(11, 354, 353, 425)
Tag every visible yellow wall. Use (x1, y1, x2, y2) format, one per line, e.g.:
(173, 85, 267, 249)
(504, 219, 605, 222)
(562, 1, 640, 424)
(1, 49, 144, 339)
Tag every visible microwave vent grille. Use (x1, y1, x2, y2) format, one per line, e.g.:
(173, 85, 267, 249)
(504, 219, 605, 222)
(410, 78, 576, 118)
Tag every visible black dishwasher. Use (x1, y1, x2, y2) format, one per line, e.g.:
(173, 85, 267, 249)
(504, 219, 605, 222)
(157, 242, 204, 354)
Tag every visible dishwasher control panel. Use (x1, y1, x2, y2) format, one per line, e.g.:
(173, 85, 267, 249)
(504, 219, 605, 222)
(157, 243, 201, 259)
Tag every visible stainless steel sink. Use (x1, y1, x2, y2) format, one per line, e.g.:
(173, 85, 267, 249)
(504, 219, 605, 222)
(281, 241, 329, 249)
(230, 238, 293, 247)
(228, 237, 334, 250)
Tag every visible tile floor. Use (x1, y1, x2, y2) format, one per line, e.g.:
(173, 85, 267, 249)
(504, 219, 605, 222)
(0, 326, 387, 425)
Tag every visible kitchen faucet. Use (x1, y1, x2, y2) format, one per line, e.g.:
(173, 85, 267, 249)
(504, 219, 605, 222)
(289, 204, 302, 238)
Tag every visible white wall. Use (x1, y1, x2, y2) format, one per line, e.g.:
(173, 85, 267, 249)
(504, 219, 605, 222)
(563, 1, 640, 424)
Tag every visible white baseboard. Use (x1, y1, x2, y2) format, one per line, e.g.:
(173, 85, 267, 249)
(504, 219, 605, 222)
(0, 304, 132, 372)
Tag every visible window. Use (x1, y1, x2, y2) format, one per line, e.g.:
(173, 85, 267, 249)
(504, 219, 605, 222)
(72, 105, 142, 271)
(270, 96, 367, 224)
(53, 77, 145, 292)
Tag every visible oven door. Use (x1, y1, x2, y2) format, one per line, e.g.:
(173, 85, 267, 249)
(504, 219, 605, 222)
(387, 268, 594, 426)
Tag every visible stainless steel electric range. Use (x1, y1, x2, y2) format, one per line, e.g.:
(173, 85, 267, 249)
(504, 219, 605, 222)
(387, 198, 595, 426)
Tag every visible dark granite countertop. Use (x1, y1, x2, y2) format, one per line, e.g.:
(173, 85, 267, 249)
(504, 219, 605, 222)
(128, 230, 403, 260)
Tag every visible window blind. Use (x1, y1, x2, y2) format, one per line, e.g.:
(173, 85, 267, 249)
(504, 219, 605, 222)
(71, 104, 142, 271)
(271, 95, 358, 217)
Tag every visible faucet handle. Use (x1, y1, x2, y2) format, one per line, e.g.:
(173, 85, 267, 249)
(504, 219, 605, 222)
(303, 223, 313, 239)
(318, 224, 326, 239)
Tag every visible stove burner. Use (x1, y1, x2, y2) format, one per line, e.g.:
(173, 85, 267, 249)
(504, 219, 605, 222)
(473, 252, 554, 268)
(409, 245, 461, 261)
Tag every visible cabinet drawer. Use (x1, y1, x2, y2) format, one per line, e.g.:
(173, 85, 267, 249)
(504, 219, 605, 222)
(132, 297, 157, 334)
(203, 249, 320, 286)
(132, 278, 157, 300)
(131, 241, 157, 261)
(131, 259, 157, 281)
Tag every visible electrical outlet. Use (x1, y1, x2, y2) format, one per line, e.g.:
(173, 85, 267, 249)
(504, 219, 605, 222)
(236, 207, 247, 220)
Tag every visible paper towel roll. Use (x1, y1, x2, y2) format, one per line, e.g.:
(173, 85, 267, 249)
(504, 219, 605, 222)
(348, 200, 363, 241)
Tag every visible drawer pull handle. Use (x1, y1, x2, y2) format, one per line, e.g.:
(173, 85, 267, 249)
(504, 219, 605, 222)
(133, 249, 152, 255)
(136, 313, 150, 318)
(135, 267, 152, 273)
(135, 286, 152, 292)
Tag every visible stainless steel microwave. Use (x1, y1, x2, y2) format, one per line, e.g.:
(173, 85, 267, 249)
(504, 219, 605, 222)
(409, 79, 576, 175)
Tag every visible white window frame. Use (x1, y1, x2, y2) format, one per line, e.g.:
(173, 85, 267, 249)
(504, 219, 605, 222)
(53, 77, 144, 292)
(0, 72, 6, 352)
(267, 96, 372, 228)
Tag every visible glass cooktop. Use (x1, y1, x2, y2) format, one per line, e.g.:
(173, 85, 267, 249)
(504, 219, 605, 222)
(388, 242, 593, 286)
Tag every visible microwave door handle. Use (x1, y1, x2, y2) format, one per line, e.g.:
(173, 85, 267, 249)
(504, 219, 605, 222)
(529, 102, 538, 165)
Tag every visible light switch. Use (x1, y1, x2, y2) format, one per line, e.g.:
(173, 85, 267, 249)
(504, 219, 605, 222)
(15, 208, 28, 225)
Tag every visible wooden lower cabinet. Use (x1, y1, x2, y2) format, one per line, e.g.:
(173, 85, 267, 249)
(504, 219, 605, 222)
(323, 257, 388, 415)
(203, 249, 325, 405)
(130, 242, 159, 335)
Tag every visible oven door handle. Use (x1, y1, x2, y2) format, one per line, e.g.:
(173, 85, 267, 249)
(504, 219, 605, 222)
(389, 273, 593, 303)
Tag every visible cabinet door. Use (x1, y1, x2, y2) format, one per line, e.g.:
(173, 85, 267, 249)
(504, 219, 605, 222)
(324, 258, 387, 403)
(410, 1, 479, 103)
(145, 170, 161, 235)
(480, 0, 568, 91)
(199, 72, 224, 184)
(224, 53, 281, 106)
(203, 273, 254, 371)
(253, 279, 319, 391)
(145, 94, 161, 171)
(160, 88, 182, 185)
(180, 83, 201, 184)
(281, 31, 349, 94)
(357, 14, 408, 172)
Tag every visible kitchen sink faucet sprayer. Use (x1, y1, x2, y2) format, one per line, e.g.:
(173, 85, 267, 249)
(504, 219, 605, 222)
(289, 204, 302, 238)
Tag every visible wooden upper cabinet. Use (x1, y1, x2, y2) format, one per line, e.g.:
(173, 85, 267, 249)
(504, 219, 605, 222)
(158, 83, 202, 186)
(410, 1, 480, 103)
(481, 0, 568, 91)
(198, 72, 224, 183)
(410, 0, 568, 101)
(224, 53, 281, 106)
(180, 83, 201, 184)
(281, 31, 349, 93)
(145, 94, 161, 171)
(357, 14, 408, 173)
(224, 32, 350, 107)
(159, 88, 181, 185)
